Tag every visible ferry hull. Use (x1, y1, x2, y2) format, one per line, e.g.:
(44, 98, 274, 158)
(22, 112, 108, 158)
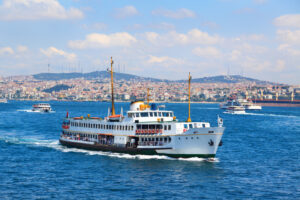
(59, 139, 216, 158)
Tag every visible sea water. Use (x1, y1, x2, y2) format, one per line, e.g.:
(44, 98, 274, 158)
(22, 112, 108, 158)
(0, 101, 299, 199)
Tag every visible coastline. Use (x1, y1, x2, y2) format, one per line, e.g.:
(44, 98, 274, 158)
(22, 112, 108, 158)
(9, 99, 220, 104)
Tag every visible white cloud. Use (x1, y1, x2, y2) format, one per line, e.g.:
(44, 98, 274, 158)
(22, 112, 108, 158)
(147, 55, 182, 64)
(40, 47, 76, 61)
(277, 29, 300, 44)
(192, 46, 221, 58)
(144, 29, 222, 46)
(0, 0, 83, 21)
(274, 14, 300, 28)
(114, 6, 138, 19)
(17, 45, 28, 53)
(68, 32, 137, 49)
(277, 43, 300, 56)
(152, 8, 196, 19)
(0, 47, 14, 55)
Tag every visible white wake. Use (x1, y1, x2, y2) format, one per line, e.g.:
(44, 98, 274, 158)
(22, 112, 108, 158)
(0, 136, 215, 162)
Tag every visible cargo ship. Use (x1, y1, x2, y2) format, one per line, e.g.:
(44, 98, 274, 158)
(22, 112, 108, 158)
(59, 57, 225, 158)
(251, 99, 300, 107)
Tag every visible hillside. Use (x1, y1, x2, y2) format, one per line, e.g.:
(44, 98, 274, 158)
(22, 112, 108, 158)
(178, 75, 274, 84)
(43, 84, 72, 93)
(33, 71, 163, 82)
(33, 71, 277, 85)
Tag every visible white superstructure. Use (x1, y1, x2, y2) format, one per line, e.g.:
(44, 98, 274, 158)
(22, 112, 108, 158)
(32, 103, 52, 112)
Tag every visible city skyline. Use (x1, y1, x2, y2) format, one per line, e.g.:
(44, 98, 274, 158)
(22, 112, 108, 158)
(0, 0, 300, 84)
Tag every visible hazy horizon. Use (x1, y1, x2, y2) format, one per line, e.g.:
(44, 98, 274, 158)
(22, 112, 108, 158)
(0, 0, 299, 84)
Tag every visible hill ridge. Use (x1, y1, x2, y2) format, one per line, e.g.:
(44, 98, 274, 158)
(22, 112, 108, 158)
(32, 71, 276, 85)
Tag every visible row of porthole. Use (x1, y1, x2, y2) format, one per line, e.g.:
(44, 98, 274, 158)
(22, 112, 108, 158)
(178, 136, 200, 140)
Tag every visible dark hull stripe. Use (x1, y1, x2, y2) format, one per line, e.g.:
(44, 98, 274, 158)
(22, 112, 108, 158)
(59, 139, 215, 158)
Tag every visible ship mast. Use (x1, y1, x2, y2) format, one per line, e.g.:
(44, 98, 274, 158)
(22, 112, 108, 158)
(110, 57, 115, 116)
(186, 72, 192, 122)
(147, 88, 150, 105)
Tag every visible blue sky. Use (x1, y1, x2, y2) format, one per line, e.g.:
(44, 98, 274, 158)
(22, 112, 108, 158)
(0, 0, 299, 84)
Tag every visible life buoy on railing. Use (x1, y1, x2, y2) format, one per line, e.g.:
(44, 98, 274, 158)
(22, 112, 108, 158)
(152, 129, 155, 134)
(156, 129, 159, 134)
(160, 129, 163, 134)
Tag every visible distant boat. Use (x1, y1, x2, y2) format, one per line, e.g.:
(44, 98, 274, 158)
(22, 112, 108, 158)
(0, 98, 8, 103)
(238, 99, 262, 110)
(158, 105, 166, 108)
(226, 105, 246, 114)
(220, 99, 261, 110)
(32, 103, 52, 112)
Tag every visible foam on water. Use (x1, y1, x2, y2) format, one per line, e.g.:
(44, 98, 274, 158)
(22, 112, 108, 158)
(17, 109, 56, 113)
(0, 135, 212, 162)
(223, 111, 298, 118)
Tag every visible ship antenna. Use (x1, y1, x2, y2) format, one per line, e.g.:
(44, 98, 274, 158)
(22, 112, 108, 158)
(186, 72, 192, 122)
(110, 57, 115, 116)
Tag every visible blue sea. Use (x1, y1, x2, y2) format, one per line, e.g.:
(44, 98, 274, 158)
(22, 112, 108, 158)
(0, 101, 299, 199)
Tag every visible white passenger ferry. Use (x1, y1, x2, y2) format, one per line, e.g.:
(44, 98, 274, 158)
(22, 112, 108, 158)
(32, 103, 52, 112)
(59, 58, 225, 158)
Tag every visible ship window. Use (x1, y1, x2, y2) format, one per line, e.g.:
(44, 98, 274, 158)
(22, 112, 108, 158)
(141, 112, 148, 117)
(136, 113, 140, 117)
(156, 124, 163, 129)
(149, 124, 155, 129)
(137, 124, 141, 129)
(191, 137, 193, 139)
(197, 137, 199, 139)
(128, 113, 133, 118)
(142, 125, 147, 129)
(156, 138, 159, 141)
(202, 124, 206, 128)
(170, 112, 173, 117)
(189, 124, 193, 129)
(125, 126, 128, 130)
(150, 112, 153, 117)
(168, 125, 171, 130)
(164, 125, 167, 130)
(184, 124, 188, 129)
(168, 137, 171, 142)
(186, 137, 188, 140)
(158, 112, 162, 117)
(154, 112, 157, 117)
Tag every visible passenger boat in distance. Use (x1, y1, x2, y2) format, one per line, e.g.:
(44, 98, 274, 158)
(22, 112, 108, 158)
(220, 98, 261, 110)
(0, 98, 8, 103)
(225, 105, 246, 114)
(238, 99, 261, 110)
(59, 57, 225, 158)
(32, 103, 52, 112)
